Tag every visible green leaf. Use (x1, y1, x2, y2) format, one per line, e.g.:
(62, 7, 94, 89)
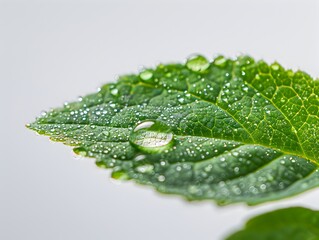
(226, 207, 319, 240)
(27, 55, 319, 205)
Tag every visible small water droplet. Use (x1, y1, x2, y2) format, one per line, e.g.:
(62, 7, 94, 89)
(95, 160, 108, 168)
(139, 70, 153, 80)
(73, 147, 87, 157)
(111, 88, 118, 95)
(129, 120, 174, 153)
(178, 97, 185, 103)
(160, 160, 166, 166)
(176, 166, 182, 171)
(213, 56, 227, 67)
(111, 170, 130, 180)
(157, 175, 166, 182)
(260, 184, 267, 190)
(102, 131, 109, 137)
(136, 164, 154, 173)
(186, 55, 210, 72)
(134, 155, 146, 161)
(271, 63, 280, 71)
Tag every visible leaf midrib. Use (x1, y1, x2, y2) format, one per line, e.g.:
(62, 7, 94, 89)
(134, 68, 315, 164)
(33, 74, 318, 167)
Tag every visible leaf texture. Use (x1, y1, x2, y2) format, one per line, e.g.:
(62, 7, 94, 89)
(226, 207, 319, 240)
(28, 55, 319, 205)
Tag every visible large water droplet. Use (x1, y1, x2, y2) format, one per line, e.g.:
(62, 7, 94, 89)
(186, 55, 210, 72)
(129, 120, 174, 153)
(139, 69, 153, 80)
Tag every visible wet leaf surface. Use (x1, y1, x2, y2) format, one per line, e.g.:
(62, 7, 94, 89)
(28, 55, 319, 205)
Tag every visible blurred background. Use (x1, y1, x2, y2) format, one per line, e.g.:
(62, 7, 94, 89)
(1, 0, 318, 239)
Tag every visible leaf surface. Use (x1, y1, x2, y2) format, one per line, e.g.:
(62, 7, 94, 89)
(28, 55, 319, 205)
(226, 207, 319, 240)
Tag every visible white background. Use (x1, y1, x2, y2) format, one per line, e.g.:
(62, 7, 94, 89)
(1, 0, 319, 239)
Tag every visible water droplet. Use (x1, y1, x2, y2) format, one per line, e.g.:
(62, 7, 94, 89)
(95, 160, 108, 168)
(139, 70, 153, 80)
(73, 147, 87, 157)
(157, 175, 166, 182)
(186, 55, 210, 72)
(111, 170, 130, 180)
(232, 152, 239, 157)
(176, 166, 182, 171)
(271, 63, 280, 71)
(136, 164, 154, 173)
(111, 88, 118, 95)
(242, 87, 249, 92)
(160, 160, 167, 166)
(102, 131, 109, 137)
(129, 120, 174, 153)
(178, 97, 185, 103)
(213, 56, 227, 67)
(134, 155, 146, 161)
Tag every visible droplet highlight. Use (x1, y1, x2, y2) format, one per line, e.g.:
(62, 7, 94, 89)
(213, 56, 227, 67)
(271, 63, 280, 71)
(139, 70, 153, 81)
(186, 55, 210, 73)
(129, 120, 174, 153)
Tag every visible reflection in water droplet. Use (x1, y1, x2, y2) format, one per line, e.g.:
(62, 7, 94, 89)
(186, 55, 210, 72)
(129, 120, 174, 153)
(139, 70, 153, 80)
